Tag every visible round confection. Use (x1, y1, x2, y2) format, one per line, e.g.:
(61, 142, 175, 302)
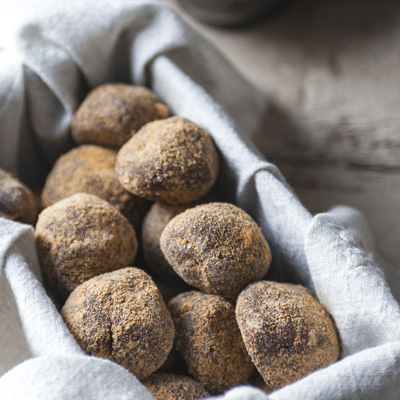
(41, 145, 149, 230)
(35, 193, 137, 296)
(61, 267, 175, 380)
(116, 117, 219, 204)
(160, 202, 271, 297)
(0, 168, 38, 225)
(143, 374, 209, 400)
(236, 281, 340, 390)
(71, 84, 169, 148)
(169, 291, 254, 394)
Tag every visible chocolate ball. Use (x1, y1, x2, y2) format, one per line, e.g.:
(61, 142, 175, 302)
(0, 168, 38, 225)
(169, 291, 254, 393)
(62, 267, 175, 380)
(71, 83, 169, 149)
(35, 193, 137, 296)
(116, 117, 219, 204)
(236, 281, 341, 390)
(143, 373, 209, 400)
(160, 202, 271, 296)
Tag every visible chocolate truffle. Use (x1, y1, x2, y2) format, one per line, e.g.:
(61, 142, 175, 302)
(236, 281, 340, 390)
(143, 373, 209, 400)
(35, 193, 137, 296)
(41, 145, 149, 230)
(160, 202, 271, 297)
(169, 291, 254, 394)
(0, 168, 38, 225)
(71, 83, 169, 148)
(62, 267, 175, 380)
(116, 117, 219, 204)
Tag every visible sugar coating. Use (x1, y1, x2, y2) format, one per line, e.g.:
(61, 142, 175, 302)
(169, 291, 254, 394)
(62, 267, 175, 380)
(0, 168, 38, 225)
(116, 117, 219, 204)
(160, 202, 272, 297)
(236, 281, 341, 390)
(143, 373, 209, 400)
(41, 145, 149, 230)
(71, 84, 169, 149)
(35, 193, 137, 297)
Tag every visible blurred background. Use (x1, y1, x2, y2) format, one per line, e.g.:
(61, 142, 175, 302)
(161, 0, 400, 265)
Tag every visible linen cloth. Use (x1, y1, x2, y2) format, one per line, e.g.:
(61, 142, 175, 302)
(0, 1, 399, 398)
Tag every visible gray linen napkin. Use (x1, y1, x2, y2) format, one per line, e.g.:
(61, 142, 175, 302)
(0, 1, 399, 399)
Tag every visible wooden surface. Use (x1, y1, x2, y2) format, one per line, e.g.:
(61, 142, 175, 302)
(161, 0, 400, 265)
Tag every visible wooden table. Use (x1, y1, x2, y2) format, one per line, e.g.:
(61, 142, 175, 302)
(161, 0, 400, 265)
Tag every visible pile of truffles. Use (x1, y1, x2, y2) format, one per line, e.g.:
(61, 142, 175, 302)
(0, 83, 341, 399)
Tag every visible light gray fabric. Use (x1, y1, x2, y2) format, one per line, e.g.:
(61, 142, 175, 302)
(0, 0, 399, 398)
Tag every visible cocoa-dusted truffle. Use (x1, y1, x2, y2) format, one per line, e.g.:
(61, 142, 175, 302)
(236, 281, 340, 390)
(41, 145, 149, 230)
(0, 168, 38, 225)
(169, 291, 254, 394)
(35, 193, 137, 296)
(71, 84, 169, 148)
(116, 117, 219, 204)
(160, 202, 271, 297)
(62, 267, 175, 380)
(143, 373, 209, 400)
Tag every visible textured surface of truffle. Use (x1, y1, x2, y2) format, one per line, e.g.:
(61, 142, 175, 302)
(143, 373, 209, 400)
(160, 202, 271, 296)
(71, 84, 169, 148)
(35, 193, 137, 296)
(41, 145, 149, 229)
(236, 281, 341, 390)
(169, 291, 254, 394)
(116, 117, 219, 204)
(0, 169, 38, 225)
(62, 267, 175, 380)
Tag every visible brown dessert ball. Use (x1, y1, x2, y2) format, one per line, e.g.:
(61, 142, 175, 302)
(0, 169, 38, 225)
(116, 117, 219, 204)
(71, 83, 169, 148)
(169, 291, 254, 394)
(62, 267, 175, 380)
(35, 193, 137, 296)
(160, 202, 271, 297)
(41, 145, 149, 230)
(143, 373, 209, 400)
(236, 281, 341, 390)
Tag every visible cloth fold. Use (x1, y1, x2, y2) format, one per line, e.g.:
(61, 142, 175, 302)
(0, 0, 399, 398)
